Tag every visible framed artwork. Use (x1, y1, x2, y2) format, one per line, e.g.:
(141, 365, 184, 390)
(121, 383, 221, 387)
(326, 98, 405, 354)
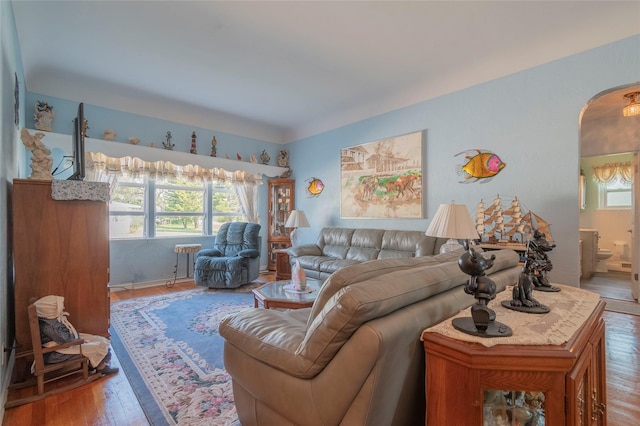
(340, 130, 423, 219)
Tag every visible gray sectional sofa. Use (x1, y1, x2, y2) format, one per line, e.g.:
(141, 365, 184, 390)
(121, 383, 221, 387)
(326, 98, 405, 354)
(220, 248, 521, 425)
(287, 227, 449, 281)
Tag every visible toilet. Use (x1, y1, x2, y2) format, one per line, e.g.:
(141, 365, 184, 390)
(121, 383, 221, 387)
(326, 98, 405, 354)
(596, 249, 613, 273)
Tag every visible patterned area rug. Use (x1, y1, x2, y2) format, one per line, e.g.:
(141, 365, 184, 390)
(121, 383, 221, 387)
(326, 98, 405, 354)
(110, 283, 261, 425)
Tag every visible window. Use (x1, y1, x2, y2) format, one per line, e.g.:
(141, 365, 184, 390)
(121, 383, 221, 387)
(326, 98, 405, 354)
(599, 175, 632, 209)
(109, 177, 246, 239)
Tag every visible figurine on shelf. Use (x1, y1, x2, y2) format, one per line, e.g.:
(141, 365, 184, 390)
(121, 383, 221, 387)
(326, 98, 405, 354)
(210, 136, 217, 157)
(190, 131, 197, 154)
(454, 241, 512, 337)
(260, 150, 270, 165)
(163, 131, 174, 150)
(20, 128, 53, 180)
(128, 137, 140, 145)
(34, 100, 54, 132)
(278, 149, 289, 168)
(103, 129, 117, 141)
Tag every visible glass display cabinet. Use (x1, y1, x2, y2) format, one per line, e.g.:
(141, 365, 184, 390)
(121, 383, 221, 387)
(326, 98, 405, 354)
(267, 179, 294, 271)
(422, 302, 606, 426)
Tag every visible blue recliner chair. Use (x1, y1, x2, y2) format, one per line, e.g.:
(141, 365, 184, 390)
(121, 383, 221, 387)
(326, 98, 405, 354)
(194, 222, 261, 289)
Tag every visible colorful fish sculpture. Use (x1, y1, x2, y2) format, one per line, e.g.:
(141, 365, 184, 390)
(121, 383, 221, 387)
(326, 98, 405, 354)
(455, 149, 506, 183)
(306, 177, 324, 197)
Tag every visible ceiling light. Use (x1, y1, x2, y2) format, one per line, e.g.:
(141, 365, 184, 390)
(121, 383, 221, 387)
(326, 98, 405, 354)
(623, 91, 640, 117)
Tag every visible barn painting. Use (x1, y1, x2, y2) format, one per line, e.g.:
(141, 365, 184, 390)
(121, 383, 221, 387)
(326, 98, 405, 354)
(340, 131, 423, 219)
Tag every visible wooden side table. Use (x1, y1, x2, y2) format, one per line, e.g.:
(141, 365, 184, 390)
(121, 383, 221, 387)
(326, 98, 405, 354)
(422, 286, 606, 425)
(275, 249, 292, 280)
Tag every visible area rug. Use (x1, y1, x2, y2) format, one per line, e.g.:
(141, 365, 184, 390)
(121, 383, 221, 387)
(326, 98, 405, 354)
(603, 297, 640, 316)
(110, 285, 260, 425)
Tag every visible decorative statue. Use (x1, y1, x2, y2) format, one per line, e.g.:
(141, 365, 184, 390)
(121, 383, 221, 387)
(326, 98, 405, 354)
(528, 230, 559, 292)
(34, 100, 54, 131)
(103, 129, 117, 141)
(502, 230, 556, 314)
(20, 128, 53, 180)
(278, 149, 289, 168)
(260, 149, 270, 165)
(454, 241, 512, 337)
(210, 136, 217, 157)
(190, 131, 197, 154)
(163, 131, 174, 150)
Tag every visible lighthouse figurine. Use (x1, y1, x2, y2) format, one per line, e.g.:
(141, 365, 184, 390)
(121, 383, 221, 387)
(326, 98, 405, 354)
(190, 131, 197, 154)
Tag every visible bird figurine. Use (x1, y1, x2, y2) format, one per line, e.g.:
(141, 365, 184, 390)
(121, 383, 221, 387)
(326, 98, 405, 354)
(237, 153, 242, 161)
(250, 154, 257, 163)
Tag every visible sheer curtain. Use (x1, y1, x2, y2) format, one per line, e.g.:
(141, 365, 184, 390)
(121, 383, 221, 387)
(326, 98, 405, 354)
(592, 161, 633, 184)
(85, 152, 263, 218)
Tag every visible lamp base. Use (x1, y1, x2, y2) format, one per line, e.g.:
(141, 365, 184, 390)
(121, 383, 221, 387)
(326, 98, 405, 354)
(439, 238, 463, 254)
(290, 228, 301, 247)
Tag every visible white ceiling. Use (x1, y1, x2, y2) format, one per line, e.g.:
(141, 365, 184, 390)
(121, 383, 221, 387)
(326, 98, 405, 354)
(12, 1, 640, 143)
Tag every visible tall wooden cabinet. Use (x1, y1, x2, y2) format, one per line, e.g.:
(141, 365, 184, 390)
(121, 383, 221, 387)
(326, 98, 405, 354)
(12, 179, 111, 359)
(267, 179, 294, 271)
(422, 301, 606, 425)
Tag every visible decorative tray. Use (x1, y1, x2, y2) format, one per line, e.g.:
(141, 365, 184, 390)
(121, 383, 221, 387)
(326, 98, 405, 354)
(283, 284, 315, 294)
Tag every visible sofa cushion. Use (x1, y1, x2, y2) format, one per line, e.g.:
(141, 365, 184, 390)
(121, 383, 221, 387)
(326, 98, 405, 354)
(379, 230, 433, 258)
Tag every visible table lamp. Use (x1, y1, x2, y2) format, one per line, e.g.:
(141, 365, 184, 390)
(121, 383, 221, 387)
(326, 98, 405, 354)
(285, 210, 310, 247)
(425, 202, 479, 253)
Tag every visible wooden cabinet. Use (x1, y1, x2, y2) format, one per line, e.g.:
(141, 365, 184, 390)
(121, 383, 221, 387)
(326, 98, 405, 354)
(422, 301, 606, 425)
(275, 249, 292, 280)
(12, 179, 110, 359)
(267, 179, 294, 271)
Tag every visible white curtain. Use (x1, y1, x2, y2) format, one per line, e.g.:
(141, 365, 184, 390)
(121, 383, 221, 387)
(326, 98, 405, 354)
(592, 161, 633, 184)
(234, 182, 260, 223)
(85, 152, 263, 217)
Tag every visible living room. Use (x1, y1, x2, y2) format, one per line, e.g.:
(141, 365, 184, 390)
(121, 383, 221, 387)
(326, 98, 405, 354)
(1, 1, 639, 424)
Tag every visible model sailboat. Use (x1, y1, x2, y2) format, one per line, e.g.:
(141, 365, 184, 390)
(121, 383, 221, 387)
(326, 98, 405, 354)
(476, 195, 553, 244)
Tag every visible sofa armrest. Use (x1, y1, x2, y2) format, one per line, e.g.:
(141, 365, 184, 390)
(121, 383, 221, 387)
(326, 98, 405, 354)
(288, 244, 322, 257)
(198, 248, 223, 258)
(238, 249, 259, 258)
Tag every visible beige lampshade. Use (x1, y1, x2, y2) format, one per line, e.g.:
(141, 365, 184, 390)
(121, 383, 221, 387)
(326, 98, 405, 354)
(425, 203, 478, 240)
(285, 210, 310, 228)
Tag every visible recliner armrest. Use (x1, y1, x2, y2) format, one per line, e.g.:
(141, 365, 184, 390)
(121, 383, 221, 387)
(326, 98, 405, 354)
(238, 249, 259, 258)
(288, 244, 322, 257)
(198, 248, 224, 258)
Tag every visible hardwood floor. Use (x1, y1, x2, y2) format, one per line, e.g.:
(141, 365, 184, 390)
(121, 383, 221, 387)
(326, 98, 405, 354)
(581, 270, 636, 302)
(3, 272, 640, 425)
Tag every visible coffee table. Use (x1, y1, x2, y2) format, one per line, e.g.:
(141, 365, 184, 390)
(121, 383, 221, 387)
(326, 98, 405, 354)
(253, 279, 322, 309)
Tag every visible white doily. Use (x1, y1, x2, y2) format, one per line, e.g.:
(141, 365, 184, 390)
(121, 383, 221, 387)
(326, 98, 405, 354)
(422, 284, 601, 347)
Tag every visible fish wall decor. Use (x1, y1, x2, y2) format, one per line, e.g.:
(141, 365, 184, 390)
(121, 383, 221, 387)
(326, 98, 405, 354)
(306, 177, 324, 197)
(455, 149, 506, 183)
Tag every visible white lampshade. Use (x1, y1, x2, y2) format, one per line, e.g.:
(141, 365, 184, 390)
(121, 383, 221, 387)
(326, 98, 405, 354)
(425, 203, 479, 253)
(285, 210, 310, 228)
(285, 210, 310, 247)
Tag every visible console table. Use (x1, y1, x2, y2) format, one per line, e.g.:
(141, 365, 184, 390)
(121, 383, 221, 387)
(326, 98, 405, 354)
(422, 285, 607, 425)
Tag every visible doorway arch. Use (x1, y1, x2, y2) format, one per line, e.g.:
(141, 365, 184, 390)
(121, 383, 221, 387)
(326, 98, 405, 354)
(579, 82, 640, 301)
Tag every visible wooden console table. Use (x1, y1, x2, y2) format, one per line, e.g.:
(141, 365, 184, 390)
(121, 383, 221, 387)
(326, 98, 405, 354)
(422, 285, 607, 425)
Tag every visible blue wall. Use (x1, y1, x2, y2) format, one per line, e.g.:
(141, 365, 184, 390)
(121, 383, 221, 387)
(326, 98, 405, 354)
(21, 93, 281, 284)
(286, 35, 640, 287)
(1, 0, 25, 415)
(20, 35, 640, 287)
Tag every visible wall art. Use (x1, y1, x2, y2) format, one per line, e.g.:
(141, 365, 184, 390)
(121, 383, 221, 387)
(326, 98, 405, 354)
(306, 177, 324, 197)
(340, 130, 423, 219)
(455, 149, 506, 183)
